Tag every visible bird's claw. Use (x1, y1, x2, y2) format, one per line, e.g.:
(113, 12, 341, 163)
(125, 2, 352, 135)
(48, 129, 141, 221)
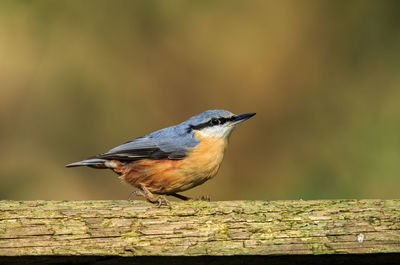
(156, 196, 171, 208)
(197, 195, 211, 202)
(128, 191, 144, 201)
(129, 188, 171, 208)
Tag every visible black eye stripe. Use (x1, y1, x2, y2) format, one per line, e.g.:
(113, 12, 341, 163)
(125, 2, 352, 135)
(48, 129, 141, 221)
(187, 116, 234, 132)
(219, 116, 236, 124)
(219, 118, 226, 124)
(211, 118, 219, 125)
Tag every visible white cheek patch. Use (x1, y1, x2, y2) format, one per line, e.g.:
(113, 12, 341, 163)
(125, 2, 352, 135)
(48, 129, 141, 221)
(105, 160, 118, 168)
(199, 125, 235, 138)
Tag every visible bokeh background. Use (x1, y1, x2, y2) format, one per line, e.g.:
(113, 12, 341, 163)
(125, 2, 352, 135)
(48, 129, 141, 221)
(1, 1, 399, 201)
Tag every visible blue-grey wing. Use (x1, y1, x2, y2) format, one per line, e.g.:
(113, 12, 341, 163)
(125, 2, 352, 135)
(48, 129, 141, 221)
(94, 125, 199, 161)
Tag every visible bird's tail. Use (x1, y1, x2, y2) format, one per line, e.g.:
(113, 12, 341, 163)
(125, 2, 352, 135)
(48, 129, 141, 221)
(66, 158, 107, 168)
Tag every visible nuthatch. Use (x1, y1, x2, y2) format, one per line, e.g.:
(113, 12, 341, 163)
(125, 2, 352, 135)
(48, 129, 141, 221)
(67, 110, 255, 206)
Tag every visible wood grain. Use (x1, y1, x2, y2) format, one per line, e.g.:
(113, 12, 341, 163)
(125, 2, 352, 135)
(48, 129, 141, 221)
(0, 200, 399, 256)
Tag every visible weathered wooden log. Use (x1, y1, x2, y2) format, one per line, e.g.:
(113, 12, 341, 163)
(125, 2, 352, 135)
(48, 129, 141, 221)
(0, 200, 399, 260)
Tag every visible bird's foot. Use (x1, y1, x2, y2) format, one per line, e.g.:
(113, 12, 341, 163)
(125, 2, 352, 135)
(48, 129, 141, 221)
(144, 194, 171, 208)
(128, 190, 145, 201)
(153, 195, 171, 208)
(195, 195, 211, 202)
(170, 192, 211, 202)
(129, 188, 171, 208)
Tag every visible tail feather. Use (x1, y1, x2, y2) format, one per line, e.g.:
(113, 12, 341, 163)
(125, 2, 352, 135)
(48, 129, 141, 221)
(66, 158, 107, 168)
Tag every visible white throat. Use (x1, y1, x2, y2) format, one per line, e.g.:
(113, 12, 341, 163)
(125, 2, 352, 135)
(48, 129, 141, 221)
(196, 125, 235, 139)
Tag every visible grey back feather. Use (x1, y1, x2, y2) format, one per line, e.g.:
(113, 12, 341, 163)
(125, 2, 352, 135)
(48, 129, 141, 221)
(95, 109, 233, 161)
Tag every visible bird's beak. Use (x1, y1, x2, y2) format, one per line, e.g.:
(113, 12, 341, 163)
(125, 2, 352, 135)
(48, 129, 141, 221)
(231, 112, 256, 125)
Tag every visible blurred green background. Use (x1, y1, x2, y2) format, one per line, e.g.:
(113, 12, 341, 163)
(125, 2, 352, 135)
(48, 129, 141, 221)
(1, 0, 399, 201)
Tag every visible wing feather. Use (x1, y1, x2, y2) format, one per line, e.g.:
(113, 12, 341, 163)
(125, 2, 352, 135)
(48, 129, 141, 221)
(93, 136, 190, 161)
(92, 125, 199, 161)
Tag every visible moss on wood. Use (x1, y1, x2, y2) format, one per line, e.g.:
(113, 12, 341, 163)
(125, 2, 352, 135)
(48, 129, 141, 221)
(0, 200, 399, 256)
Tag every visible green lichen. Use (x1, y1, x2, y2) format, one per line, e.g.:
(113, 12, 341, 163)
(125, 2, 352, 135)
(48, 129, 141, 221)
(0, 199, 399, 256)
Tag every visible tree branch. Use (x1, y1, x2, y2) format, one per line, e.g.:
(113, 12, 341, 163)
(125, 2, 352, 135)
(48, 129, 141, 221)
(0, 200, 399, 256)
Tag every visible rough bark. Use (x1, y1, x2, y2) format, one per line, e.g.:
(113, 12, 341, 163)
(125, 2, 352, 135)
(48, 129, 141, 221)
(0, 200, 399, 256)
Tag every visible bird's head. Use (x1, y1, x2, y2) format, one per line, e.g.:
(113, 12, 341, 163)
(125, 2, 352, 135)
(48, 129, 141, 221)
(184, 109, 256, 139)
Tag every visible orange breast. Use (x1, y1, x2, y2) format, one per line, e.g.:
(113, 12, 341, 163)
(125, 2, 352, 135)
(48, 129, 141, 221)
(121, 131, 228, 194)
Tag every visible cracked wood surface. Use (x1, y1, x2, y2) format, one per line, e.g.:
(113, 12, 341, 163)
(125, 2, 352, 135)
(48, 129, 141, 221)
(0, 200, 399, 256)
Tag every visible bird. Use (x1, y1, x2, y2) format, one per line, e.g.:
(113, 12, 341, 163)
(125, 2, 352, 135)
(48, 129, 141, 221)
(66, 109, 255, 206)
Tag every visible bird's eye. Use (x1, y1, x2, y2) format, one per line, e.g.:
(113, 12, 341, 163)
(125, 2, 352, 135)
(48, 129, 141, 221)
(211, 118, 220, 125)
